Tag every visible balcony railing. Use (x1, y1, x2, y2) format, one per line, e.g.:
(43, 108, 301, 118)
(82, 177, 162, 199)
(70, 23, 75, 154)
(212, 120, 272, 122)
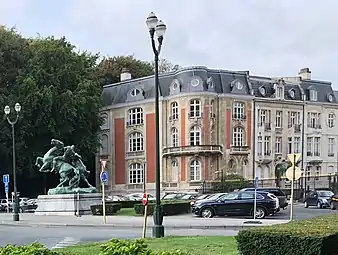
(294, 124, 302, 132)
(230, 145, 250, 154)
(163, 145, 223, 157)
(264, 123, 271, 131)
(232, 114, 246, 120)
(126, 119, 144, 127)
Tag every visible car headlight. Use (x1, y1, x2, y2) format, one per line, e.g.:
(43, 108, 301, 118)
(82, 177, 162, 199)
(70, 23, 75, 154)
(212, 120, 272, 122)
(321, 199, 327, 203)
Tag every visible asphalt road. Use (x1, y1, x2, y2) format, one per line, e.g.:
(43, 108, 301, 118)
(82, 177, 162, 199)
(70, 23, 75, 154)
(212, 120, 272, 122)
(0, 205, 336, 250)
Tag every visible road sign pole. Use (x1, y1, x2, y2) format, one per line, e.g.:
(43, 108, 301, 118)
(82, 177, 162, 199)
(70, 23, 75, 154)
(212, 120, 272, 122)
(6, 192, 9, 213)
(253, 177, 258, 220)
(100, 160, 107, 224)
(142, 193, 148, 238)
(290, 154, 296, 221)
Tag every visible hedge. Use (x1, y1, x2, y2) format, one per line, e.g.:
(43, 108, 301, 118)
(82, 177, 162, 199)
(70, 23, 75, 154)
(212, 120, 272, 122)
(106, 200, 141, 208)
(236, 214, 338, 255)
(134, 201, 190, 216)
(91, 203, 121, 216)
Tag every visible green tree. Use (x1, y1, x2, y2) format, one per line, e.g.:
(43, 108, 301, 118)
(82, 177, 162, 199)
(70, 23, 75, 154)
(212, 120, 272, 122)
(152, 58, 181, 74)
(96, 55, 154, 85)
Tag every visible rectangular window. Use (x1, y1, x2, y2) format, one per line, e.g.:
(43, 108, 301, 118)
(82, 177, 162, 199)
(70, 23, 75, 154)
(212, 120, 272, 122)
(189, 99, 201, 118)
(288, 137, 293, 154)
(264, 136, 271, 155)
(294, 137, 301, 153)
(257, 136, 262, 156)
(275, 137, 282, 153)
(307, 137, 313, 156)
(328, 138, 335, 157)
(233, 102, 245, 119)
(275, 111, 282, 128)
(314, 137, 320, 156)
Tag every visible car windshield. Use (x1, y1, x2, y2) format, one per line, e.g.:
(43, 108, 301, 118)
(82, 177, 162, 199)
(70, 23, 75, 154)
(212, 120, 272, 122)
(196, 194, 209, 200)
(318, 191, 334, 197)
(163, 194, 179, 199)
(219, 193, 239, 200)
(181, 194, 192, 200)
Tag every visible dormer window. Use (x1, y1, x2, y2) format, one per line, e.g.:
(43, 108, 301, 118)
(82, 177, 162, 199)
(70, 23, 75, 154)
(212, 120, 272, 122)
(276, 86, 284, 99)
(288, 89, 295, 99)
(259, 86, 266, 96)
(235, 80, 243, 90)
(327, 94, 333, 102)
(191, 79, 200, 87)
(309, 89, 318, 101)
(130, 88, 141, 97)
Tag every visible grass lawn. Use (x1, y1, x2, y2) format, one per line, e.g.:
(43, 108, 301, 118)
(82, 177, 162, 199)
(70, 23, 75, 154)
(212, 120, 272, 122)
(58, 236, 238, 255)
(115, 208, 139, 216)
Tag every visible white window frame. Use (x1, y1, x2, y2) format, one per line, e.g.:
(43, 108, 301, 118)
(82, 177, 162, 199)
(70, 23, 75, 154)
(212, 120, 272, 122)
(306, 137, 313, 156)
(129, 163, 144, 184)
(258, 109, 266, 125)
(171, 160, 179, 182)
(288, 137, 293, 154)
(314, 137, 320, 156)
(232, 127, 244, 147)
(275, 137, 282, 153)
(264, 136, 271, 155)
(328, 113, 335, 128)
(294, 137, 301, 153)
(128, 107, 143, 125)
(233, 102, 245, 119)
(190, 126, 201, 146)
(257, 136, 262, 156)
(171, 128, 179, 147)
(276, 86, 284, 99)
(189, 99, 201, 118)
(275, 111, 282, 128)
(190, 159, 201, 181)
(328, 138, 335, 157)
(288, 111, 300, 127)
(171, 102, 179, 120)
(128, 132, 144, 152)
(309, 90, 318, 101)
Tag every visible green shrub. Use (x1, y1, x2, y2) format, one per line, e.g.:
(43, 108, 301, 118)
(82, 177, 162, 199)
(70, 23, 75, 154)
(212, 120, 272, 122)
(107, 200, 141, 208)
(0, 242, 59, 255)
(236, 214, 338, 255)
(100, 238, 188, 255)
(91, 203, 121, 216)
(134, 201, 190, 216)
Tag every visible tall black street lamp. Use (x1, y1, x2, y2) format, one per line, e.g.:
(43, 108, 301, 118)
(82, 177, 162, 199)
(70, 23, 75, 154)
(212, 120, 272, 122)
(146, 12, 167, 238)
(4, 103, 21, 221)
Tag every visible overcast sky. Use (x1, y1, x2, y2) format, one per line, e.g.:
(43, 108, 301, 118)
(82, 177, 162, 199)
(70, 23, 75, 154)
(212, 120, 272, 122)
(1, 0, 337, 87)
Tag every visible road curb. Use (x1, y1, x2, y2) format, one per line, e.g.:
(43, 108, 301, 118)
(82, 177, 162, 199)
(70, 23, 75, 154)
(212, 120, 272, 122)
(0, 221, 264, 230)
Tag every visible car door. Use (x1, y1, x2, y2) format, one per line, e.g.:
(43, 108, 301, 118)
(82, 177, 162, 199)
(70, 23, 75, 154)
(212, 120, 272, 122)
(236, 192, 256, 214)
(307, 191, 317, 206)
(217, 193, 241, 215)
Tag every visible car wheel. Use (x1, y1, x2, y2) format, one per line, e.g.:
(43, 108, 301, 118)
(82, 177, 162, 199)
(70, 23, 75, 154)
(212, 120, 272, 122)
(317, 201, 322, 209)
(254, 207, 266, 219)
(304, 201, 309, 208)
(330, 202, 336, 210)
(19, 208, 23, 213)
(201, 207, 214, 218)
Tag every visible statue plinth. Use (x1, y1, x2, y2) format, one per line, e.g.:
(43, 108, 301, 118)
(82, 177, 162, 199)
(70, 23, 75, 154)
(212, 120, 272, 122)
(35, 193, 102, 216)
(47, 186, 98, 195)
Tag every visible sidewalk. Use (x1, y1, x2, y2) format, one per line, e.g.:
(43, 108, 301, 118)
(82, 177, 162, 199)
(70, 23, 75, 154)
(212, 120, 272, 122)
(0, 213, 289, 230)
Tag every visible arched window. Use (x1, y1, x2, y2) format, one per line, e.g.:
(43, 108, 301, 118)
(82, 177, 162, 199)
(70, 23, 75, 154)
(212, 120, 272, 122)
(127, 107, 143, 125)
(100, 134, 108, 155)
(128, 132, 144, 152)
(171, 159, 178, 182)
(190, 159, 201, 181)
(189, 99, 201, 118)
(171, 102, 179, 120)
(171, 128, 179, 147)
(232, 127, 244, 147)
(101, 113, 109, 129)
(129, 163, 144, 184)
(190, 126, 201, 146)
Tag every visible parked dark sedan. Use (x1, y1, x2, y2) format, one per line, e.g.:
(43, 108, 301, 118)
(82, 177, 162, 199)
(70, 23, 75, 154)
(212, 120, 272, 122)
(330, 194, 338, 210)
(304, 190, 334, 209)
(191, 191, 278, 219)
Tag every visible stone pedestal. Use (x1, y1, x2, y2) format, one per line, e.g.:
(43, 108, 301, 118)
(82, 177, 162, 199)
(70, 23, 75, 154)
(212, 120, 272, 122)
(35, 193, 102, 216)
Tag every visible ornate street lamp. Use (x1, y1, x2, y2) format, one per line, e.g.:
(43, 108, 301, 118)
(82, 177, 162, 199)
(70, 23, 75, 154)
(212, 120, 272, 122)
(4, 103, 21, 221)
(146, 12, 167, 238)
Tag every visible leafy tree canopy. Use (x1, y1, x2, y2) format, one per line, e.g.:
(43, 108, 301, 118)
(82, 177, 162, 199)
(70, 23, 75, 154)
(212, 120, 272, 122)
(0, 28, 102, 178)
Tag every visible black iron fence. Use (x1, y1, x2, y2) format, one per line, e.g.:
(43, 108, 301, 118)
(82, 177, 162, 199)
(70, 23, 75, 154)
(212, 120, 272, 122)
(200, 174, 338, 201)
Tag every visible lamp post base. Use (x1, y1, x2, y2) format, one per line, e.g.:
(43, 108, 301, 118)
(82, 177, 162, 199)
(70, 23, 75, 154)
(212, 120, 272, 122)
(152, 225, 164, 238)
(13, 213, 19, 221)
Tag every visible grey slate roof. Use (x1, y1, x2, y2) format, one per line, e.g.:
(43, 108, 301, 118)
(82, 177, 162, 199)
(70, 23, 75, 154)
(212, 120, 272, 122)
(101, 66, 337, 106)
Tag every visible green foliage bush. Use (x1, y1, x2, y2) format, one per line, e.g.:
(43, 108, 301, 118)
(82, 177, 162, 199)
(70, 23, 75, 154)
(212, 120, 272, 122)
(90, 203, 121, 216)
(134, 201, 190, 216)
(106, 200, 141, 209)
(236, 214, 338, 255)
(100, 238, 188, 255)
(0, 242, 59, 255)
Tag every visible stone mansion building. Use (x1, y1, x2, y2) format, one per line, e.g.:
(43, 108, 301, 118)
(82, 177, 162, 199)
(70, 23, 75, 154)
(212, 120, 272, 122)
(96, 66, 338, 193)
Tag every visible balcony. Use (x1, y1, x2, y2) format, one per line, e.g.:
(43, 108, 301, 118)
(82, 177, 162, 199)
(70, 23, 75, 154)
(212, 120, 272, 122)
(307, 124, 322, 129)
(307, 151, 323, 164)
(264, 123, 271, 131)
(126, 119, 144, 127)
(162, 145, 223, 157)
(230, 145, 250, 155)
(256, 151, 273, 163)
(232, 114, 246, 121)
(126, 151, 144, 158)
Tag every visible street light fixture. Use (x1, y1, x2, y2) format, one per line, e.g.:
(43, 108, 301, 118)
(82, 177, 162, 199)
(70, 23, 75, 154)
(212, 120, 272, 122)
(4, 103, 21, 221)
(146, 12, 167, 238)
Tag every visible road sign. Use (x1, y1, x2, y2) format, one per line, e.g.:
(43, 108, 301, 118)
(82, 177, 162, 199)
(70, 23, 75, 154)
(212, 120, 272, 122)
(287, 153, 301, 165)
(286, 166, 302, 181)
(101, 160, 107, 169)
(3, 174, 9, 184)
(100, 171, 108, 184)
(4, 183, 8, 193)
(142, 193, 148, 206)
(254, 177, 259, 189)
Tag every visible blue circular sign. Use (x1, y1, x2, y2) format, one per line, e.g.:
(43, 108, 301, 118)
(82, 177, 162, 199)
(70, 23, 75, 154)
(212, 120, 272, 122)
(100, 171, 108, 183)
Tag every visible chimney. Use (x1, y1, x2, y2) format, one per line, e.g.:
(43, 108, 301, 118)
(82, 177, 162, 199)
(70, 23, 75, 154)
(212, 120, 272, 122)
(298, 68, 311, 80)
(120, 68, 132, 81)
